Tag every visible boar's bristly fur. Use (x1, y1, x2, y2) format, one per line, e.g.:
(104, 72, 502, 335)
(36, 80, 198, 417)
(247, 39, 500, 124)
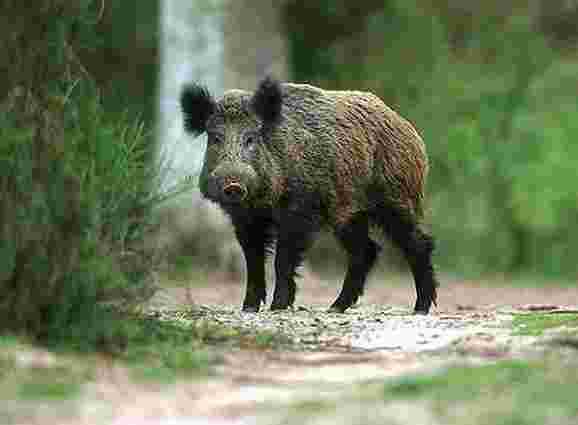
(181, 77, 439, 315)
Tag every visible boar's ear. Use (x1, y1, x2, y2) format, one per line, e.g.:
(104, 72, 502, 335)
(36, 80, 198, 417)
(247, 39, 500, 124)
(180, 84, 216, 136)
(251, 76, 283, 128)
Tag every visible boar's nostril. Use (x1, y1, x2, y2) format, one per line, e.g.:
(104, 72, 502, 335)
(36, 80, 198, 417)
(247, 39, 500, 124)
(222, 182, 247, 202)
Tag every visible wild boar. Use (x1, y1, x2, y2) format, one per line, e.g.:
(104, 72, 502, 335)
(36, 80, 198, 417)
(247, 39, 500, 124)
(181, 77, 438, 314)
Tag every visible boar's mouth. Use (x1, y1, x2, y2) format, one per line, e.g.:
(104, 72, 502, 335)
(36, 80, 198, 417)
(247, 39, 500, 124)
(221, 181, 247, 203)
(206, 177, 248, 205)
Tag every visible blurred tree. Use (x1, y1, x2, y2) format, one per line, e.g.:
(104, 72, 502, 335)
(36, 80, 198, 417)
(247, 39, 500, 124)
(537, 0, 578, 47)
(282, 0, 384, 85)
(76, 0, 159, 120)
(224, 0, 288, 89)
(0, 0, 158, 117)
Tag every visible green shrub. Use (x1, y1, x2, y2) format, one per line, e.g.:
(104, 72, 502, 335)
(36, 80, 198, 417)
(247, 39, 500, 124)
(0, 82, 163, 341)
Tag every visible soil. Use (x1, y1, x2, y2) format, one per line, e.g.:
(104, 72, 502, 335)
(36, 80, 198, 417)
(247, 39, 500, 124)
(8, 271, 578, 425)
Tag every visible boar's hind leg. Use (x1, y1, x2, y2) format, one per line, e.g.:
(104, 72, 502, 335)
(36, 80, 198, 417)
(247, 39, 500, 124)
(233, 216, 274, 312)
(329, 216, 381, 313)
(271, 216, 317, 311)
(377, 206, 438, 314)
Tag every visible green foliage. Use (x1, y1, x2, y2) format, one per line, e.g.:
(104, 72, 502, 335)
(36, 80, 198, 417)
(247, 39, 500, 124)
(284, 2, 578, 278)
(0, 81, 162, 340)
(124, 319, 288, 382)
(512, 313, 578, 336)
(384, 360, 533, 399)
(112, 317, 213, 382)
(252, 331, 277, 348)
(29, 311, 290, 384)
(14, 367, 85, 401)
(383, 358, 578, 424)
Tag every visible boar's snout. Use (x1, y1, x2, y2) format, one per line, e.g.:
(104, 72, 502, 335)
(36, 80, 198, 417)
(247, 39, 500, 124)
(222, 182, 247, 203)
(207, 164, 256, 205)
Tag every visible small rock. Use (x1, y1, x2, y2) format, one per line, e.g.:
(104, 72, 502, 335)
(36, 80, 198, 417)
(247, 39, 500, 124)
(521, 304, 560, 311)
(14, 351, 57, 369)
(548, 335, 578, 350)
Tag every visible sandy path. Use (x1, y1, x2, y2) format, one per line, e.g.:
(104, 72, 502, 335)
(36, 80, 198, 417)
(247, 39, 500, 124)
(158, 270, 578, 313)
(77, 271, 573, 425)
(10, 272, 578, 425)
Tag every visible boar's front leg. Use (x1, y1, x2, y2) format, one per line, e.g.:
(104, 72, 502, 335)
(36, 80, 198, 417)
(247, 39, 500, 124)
(271, 214, 318, 311)
(232, 215, 273, 312)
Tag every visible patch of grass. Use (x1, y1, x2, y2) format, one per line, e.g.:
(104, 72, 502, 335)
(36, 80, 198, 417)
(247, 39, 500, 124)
(384, 360, 533, 401)
(120, 317, 213, 382)
(125, 322, 289, 382)
(512, 313, 578, 336)
(3, 308, 291, 387)
(40, 310, 217, 382)
(240, 329, 291, 350)
(0, 351, 89, 402)
(162, 255, 205, 284)
(0, 335, 19, 346)
(15, 367, 85, 400)
(49, 309, 290, 382)
(124, 318, 292, 381)
(382, 357, 578, 425)
(129, 349, 212, 383)
(283, 399, 338, 420)
(6, 307, 214, 384)
(0, 355, 14, 379)
(252, 331, 277, 348)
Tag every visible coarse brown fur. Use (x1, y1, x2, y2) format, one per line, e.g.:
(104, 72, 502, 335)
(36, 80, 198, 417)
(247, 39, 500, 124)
(181, 77, 438, 314)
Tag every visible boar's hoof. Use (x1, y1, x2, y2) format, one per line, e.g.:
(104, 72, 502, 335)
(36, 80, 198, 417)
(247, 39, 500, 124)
(270, 302, 291, 311)
(242, 305, 260, 313)
(327, 305, 347, 314)
(413, 299, 432, 315)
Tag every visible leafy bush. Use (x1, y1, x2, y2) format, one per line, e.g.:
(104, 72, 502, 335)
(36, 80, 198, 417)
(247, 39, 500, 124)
(0, 82, 162, 340)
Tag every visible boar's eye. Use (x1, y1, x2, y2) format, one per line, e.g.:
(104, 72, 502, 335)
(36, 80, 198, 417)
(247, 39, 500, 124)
(207, 133, 223, 145)
(244, 133, 259, 148)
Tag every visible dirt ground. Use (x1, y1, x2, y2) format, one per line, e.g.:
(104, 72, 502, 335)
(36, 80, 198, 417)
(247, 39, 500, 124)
(162, 270, 578, 312)
(77, 271, 576, 425)
(7, 271, 578, 425)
